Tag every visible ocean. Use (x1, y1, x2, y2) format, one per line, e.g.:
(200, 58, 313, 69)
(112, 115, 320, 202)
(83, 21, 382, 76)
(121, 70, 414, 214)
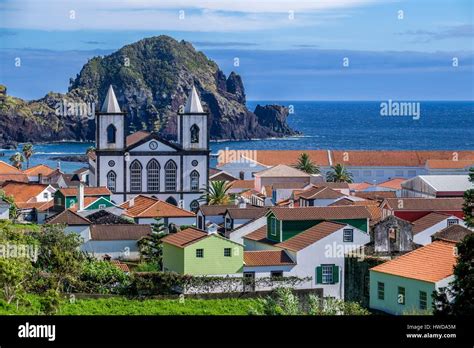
(1, 101, 473, 173)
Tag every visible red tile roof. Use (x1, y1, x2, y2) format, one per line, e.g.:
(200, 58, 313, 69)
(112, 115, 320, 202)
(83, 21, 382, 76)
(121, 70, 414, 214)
(299, 186, 345, 200)
(348, 182, 373, 191)
(16, 200, 54, 211)
(110, 260, 130, 273)
(411, 212, 451, 235)
(1, 182, 50, 203)
(218, 150, 330, 167)
(90, 224, 152, 240)
(425, 159, 474, 169)
(275, 221, 346, 251)
(354, 191, 397, 200)
(370, 240, 457, 283)
(199, 204, 236, 216)
(23, 164, 55, 176)
(244, 250, 295, 266)
(383, 198, 464, 211)
(126, 131, 150, 147)
(120, 195, 195, 218)
(59, 187, 111, 197)
(242, 226, 275, 244)
(46, 209, 91, 225)
(226, 207, 267, 220)
(377, 178, 406, 190)
(230, 180, 254, 190)
(161, 227, 209, 248)
(432, 224, 473, 243)
(0, 174, 29, 184)
(0, 160, 22, 174)
(268, 205, 371, 221)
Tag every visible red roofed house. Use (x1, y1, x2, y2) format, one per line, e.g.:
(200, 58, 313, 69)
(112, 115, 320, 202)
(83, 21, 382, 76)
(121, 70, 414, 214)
(411, 212, 467, 245)
(369, 240, 457, 314)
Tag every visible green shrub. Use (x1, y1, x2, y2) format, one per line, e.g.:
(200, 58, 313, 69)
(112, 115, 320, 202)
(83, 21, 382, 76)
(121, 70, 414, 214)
(78, 260, 130, 294)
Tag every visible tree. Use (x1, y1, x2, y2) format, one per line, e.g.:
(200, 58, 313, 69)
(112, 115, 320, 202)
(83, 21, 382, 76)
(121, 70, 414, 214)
(326, 163, 353, 183)
(0, 189, 19, 220)
(32, 224, 84, 292)
(293, 152, 320, 174)
(137, 218, 168, 269)
(201, 180, 232, 205)
(462, 167, 474, 228)
(0, 258, 32, 304)
(22, 143, 34, 169)
(433, 233, 474, 315)
(9, 152, 25, 170)
(85, 146, 96, 156)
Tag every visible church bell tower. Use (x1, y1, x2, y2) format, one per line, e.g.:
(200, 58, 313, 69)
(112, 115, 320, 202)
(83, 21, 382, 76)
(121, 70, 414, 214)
(178, 85, 208, 151)
(96, 85, 126, 151)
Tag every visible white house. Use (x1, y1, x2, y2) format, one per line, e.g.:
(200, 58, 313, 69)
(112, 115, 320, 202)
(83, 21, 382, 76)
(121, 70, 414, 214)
(226, 215, 267, 245)
(223, 206, 267, 232)
(89, 85, 209, 211)
(412, 212, 466, 245)
(243, 221, 370, 299)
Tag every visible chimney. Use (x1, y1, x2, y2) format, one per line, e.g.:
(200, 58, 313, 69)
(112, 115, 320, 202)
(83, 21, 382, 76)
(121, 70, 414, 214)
(78, 181, 84, 211)
(38, 173, 43, 184)
(57, 160, 61, 170)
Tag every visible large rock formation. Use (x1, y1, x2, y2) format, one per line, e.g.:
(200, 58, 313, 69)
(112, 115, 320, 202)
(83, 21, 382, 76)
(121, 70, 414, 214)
(0, 35, 298, 147)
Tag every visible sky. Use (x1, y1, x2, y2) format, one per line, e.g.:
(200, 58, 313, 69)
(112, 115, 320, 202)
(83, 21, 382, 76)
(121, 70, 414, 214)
(0, 0, 473, 101)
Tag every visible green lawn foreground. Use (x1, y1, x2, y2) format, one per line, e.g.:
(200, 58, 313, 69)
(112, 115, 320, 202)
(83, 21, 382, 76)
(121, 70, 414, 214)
(0, 296, 262, 315)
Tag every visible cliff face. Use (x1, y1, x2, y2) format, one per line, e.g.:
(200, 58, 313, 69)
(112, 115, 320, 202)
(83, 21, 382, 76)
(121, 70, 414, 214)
(0, 35, 298, 147)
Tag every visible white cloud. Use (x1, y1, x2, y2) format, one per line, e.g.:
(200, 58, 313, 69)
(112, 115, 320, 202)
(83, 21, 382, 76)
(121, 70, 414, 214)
(1, 0, 376, 32)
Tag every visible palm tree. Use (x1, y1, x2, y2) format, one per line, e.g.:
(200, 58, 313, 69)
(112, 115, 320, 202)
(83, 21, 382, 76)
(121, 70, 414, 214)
(201, 180, 232, 205)
(326, 164, 353, 183)
(294, 152, 320, 174)
(22, 143, 34, 169)
(9, 152, 25, 170)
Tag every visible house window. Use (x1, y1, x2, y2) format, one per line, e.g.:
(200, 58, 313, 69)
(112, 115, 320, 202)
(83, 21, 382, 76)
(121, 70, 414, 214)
(270, 271, 283, 280)
(165, 160, 177, 191)
(190, 124, 200, 144)
(270, 217, 277, 236)
(447, 219, 458, 226)
(107, 171, 117, 193)
(398, 286, 406, 305)
(190, 170, 200, 191)
(321, 264, 334, 284)
(419, 291, 427, 310)
(196, 248, 204, 258)
(146, 159, 160, 192)
(130, 161, 142, 192)
(377, 282, 385, 300)
(224, 248, 231, 257)
(106, 124, 116, 144)
(343, 229, 353, 242)
(98, 204, 106, 209)
(239, 171, 244, 180)
(190, 200, 200, 213)
(43, 192, 49, 199)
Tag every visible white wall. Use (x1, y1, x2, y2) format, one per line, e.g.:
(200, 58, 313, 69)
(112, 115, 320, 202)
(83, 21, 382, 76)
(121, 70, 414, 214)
(0, 205, 9, 220)
(414, 217, 466, 245)
(82, 240, 140, 260)
(227, 216, 266, 245)
(137, 216, 195, 227)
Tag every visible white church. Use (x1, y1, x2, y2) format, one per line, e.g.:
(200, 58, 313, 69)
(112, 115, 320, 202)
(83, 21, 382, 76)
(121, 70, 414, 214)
(88, 85, 209, 211)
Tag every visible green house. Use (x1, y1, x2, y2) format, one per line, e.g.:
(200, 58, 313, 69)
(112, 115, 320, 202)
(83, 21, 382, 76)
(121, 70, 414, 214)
(266, 206, 371, 243)
(369, 241, 456, 315)
(54, 187, 112, 211)
(162, 227, 244, 275)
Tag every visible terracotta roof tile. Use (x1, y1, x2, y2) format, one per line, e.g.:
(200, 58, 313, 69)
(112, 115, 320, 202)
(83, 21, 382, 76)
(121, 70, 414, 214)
(425, 159, 474, 169)
(226, 207, 267, 220)
(275, 221, 346, 251)
(110, 260, 130, 272)
(1, 182, 51, 203)
(243, 226, 275, 244)
(199, 204, 236, 216)
(0, 160, 22, 174)
(126, 130, 150, 147)
(412, 212, 451, 235)
(244, 250, 295, 266)
(0, 174, 29, 184)
(59, 187, 111, 197)
(328, 198, 354, 206)
(377, 178, 406, 190)
(348, 182, 373, 191)
(161, 227, 209, 248)
(269, 205, 371, 221)
(383, 198, 464, 211)
(46, 209, 91, 225)
(120, 195, 195, 218)
(23, 164, 55, 176)
(432, 224, 473, 243)
(255, 164, 310, 178)
(370, 240, 457, 282)
(230, 180, 254, 189)
(16, 200, 53, 211)
(354, 191, 397, 200)
(90, 224, 152, 240)
(299, 186, 345, 200)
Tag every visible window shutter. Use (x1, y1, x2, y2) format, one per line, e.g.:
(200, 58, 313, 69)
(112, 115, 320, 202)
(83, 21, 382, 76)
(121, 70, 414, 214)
(332, 265, 339, 284)
(316, 266, 322, 284)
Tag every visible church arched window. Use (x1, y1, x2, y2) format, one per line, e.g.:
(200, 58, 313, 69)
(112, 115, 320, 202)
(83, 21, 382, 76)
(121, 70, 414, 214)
(130, 160, 142, 192)
(190, 200, 200, 213)
(165, 160, 177, 191)
(146, 159, 160, 192)
(107, 124, 116, 144)
(190, 170, 200, 191)
(106, 171, 116, 193)
(190, 124, 199, 144)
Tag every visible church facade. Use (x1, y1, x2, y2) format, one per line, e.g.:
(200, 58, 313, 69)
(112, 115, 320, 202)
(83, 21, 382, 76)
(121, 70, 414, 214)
(88, 85, 209, 211)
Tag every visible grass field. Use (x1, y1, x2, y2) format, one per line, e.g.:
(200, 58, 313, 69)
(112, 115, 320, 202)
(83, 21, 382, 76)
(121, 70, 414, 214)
(0, 296, 262, 315)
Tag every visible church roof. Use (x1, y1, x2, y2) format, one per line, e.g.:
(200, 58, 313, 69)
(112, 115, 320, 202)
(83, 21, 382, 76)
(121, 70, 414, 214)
(184, 86, 204, 113)
(101, 85, 122, 113)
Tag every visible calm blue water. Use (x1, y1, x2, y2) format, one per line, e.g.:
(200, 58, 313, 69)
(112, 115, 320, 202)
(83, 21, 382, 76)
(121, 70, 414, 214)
(1, 101, 472, 173)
